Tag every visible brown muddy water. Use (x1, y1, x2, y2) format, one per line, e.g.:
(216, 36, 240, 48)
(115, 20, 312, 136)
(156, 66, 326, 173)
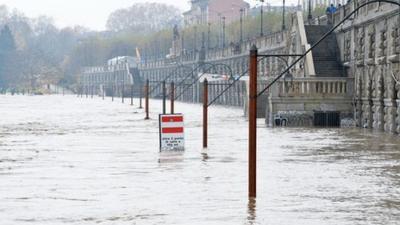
(0, 95, 399, 225)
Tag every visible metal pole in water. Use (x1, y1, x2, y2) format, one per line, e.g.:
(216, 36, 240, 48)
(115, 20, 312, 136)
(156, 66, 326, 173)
(170, 82, 175, 114)
(203, 79, 208, 148)
(249, 45, 258, 198)
(91, 85, 93, 98)
(122, 83, 125, 103)
(145, 79, 150, 120)
(112, 84, 114, 102)
(102, 85, 105, 100)
(139, 84, 143, 109)
(130, 84, 134, 106)
(162, 81, 166, 114)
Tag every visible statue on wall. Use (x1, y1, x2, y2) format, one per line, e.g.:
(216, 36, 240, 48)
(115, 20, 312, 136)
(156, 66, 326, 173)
(355, 27, 365, 64)
(367, 25, 376, 64)
(173, 24, 180, 41)
(377, 22, 387, 63)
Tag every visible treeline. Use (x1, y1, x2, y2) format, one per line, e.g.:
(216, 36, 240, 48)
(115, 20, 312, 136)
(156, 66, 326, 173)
(0, 5, 92, 91)
(0, 2, 299, 91)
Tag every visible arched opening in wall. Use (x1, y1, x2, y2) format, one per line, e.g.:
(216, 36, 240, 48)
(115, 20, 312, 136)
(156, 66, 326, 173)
(313, 111, 341, 127)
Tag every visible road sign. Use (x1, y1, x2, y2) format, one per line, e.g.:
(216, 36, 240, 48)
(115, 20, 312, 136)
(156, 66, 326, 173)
(159, 114, 185, 151)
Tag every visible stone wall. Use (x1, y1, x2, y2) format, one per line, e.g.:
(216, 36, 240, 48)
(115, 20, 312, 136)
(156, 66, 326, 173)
(334, 1, 400, 133)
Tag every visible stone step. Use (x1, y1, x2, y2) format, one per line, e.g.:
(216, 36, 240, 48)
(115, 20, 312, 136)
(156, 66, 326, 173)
(305, 24, 344, 78)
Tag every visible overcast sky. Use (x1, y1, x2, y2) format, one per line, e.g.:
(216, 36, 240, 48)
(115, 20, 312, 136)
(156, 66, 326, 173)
(0, 0, 296, 31)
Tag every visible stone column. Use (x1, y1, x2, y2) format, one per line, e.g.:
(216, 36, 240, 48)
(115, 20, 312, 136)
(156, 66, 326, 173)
(372, 70, 384, 130)
(363, 66, 373, 128)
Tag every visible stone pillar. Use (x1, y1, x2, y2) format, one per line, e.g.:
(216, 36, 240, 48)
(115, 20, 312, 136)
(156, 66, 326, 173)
(355, 67, 363, 127)
(362, 67, 373, 128)
(372, 71, 384, 130)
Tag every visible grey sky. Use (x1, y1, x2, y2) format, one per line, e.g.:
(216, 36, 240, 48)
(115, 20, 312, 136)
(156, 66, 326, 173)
(0, 0, 296, 31)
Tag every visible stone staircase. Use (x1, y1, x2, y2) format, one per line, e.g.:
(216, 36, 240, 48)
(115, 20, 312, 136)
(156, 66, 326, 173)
(305, 25, 344, 77)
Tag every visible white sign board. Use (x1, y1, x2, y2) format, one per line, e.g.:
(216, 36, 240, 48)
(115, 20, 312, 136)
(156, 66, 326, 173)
(159, 114, 185, 151)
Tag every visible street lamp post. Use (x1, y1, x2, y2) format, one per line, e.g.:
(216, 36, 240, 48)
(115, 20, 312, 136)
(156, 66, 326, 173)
(222, 16, 226, 48)
(260, 0, 264, 36)
(308, 0, 313, 22)
(207, 23, 211, 50)
(282, 0, 286, 30)
(194, 26, 198, 52)
(240, 8, 244, 43)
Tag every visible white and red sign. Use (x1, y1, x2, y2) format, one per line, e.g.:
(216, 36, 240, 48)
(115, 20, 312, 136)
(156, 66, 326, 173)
(159, 114, 185, 151)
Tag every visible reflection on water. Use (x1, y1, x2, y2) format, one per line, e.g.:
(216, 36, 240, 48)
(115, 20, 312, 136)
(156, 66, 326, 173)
(247, 198, 256, 225)
(0, 95, 399, 225)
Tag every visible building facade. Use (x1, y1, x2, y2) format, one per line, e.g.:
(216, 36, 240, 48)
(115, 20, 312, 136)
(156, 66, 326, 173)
(184, 0, 250, 26)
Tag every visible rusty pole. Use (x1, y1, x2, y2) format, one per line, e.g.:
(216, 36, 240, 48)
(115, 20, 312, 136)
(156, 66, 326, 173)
(145, 79, 150, 120)
(249, 45, 258, 198)
(170, 82, 175, 114)
(203, 79, 208, 148)
(130, 84, 134, 106)
(162, 81, 166, 114)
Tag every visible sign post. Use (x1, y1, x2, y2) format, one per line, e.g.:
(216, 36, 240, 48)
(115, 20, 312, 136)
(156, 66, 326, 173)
(159, 114, 185, 151)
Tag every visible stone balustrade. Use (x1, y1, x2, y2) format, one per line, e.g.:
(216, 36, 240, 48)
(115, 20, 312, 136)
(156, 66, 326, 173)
(278, 77, 353, 97)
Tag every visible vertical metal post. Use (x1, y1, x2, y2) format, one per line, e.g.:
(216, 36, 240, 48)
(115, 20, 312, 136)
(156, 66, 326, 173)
(260, 0, 264, 36)
(145, 79, 150, 120)
(130, 84, 134, 105)
(162, 81, 166, 114)
(122, 80, 125, 103)
(102, 85, 105, 100)
(85, 86, 88, 98)
(139, 83, 143, 109)
(308, 0, 313, 22)
(222, 16, 226, 48)
(111, 84, 114, 101)
(282, 0, 286, 30)
(203, 79, 208, 148)
(240, 9, 244, 43)
(170, 82, 175, 114)
(249, 45, 258, 198)
(194, 26, 198, 52)
(207, 23, 211, 50)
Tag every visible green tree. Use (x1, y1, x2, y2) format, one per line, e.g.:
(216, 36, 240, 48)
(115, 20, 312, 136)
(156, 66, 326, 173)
(106, 3, 182, 34)
(0, 25, 16, 88)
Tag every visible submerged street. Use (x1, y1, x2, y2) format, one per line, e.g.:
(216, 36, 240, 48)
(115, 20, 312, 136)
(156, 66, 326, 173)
(0, 95, 399, 225)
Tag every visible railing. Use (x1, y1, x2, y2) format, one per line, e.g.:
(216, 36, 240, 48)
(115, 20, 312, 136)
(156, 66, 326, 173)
(332, 0, 400, 26)
(205, 31, 286, 59)
(277, 77, 353, 97)
(139, 30, 288, 69)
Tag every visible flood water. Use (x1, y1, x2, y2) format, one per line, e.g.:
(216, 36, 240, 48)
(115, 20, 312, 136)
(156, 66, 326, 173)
(0, 95, 399, 225)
